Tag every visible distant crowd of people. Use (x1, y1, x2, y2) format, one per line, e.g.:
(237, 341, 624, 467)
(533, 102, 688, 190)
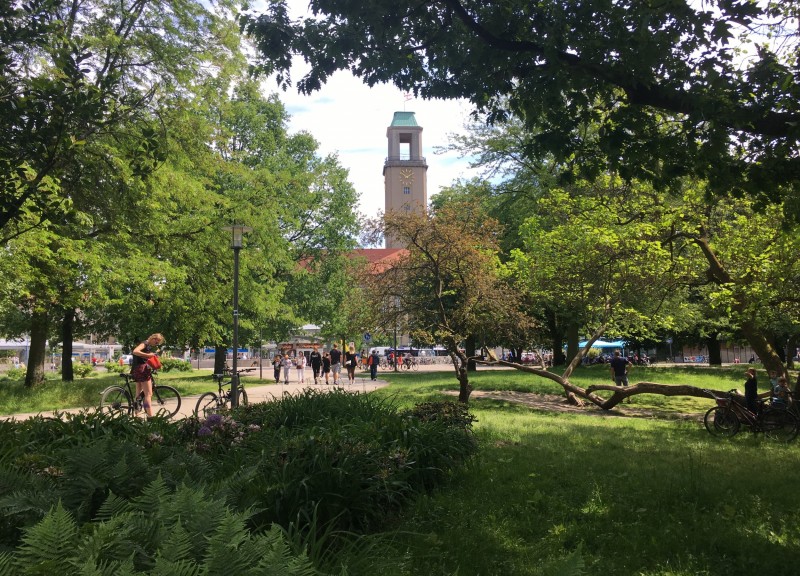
(270, 343, 385, 386)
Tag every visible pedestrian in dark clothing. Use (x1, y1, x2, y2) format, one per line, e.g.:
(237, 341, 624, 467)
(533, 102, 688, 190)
(744, 367, 760, 413)
(609, 350, 632, 386)
(309, 346, 322, 384)
(322, 352, 331, 385)
(272, 355, 282, 384)
(370, 349, 380, 381)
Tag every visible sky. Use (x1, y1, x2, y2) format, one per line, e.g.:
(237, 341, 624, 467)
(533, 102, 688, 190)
(257, 2, 482, 224)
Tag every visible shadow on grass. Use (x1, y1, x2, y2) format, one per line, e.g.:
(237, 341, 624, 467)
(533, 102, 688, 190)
(361, 406, 800, 576)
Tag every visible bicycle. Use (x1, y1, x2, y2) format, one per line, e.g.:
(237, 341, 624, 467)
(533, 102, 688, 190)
(401, 357, 418, 371)
(100, 372, 182, 419)
(703, 389, 799, 442)
(194, 367, 255, 418)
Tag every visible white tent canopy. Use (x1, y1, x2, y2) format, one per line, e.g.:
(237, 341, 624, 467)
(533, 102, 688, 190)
(576, 340, 626, 349)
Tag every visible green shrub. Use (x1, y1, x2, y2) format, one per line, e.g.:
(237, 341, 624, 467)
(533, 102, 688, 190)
(2, 367, 24, 381)
(0, 394, 477, 570)
(159, 357, 192, 372)
(70, 363, 95, 379)
(103, 361, 126, 374)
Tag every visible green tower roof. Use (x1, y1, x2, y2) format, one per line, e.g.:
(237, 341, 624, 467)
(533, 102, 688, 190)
(390, 111, 418, 127)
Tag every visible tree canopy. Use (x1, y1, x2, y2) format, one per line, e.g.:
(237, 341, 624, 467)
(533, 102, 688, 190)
(243, 0, 799, 206)
(365, 201, 530, 401)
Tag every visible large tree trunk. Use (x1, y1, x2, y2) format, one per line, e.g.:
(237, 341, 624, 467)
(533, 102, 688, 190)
(214, 345, 227, 375)
(61, 308, 75, 381)
(706, 335, 722, 366)
(465, 334, 477, 372)
(741, 319, 786, 378)
(693, 234, 787, 378)
(24, 309, 48, 388)
(544, 308, 566, 366)
(786, 334, 798, 370)
(565, 323, 579, 366)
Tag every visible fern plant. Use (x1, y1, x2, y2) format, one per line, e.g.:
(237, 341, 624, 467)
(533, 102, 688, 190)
(1, 484, 330, 575)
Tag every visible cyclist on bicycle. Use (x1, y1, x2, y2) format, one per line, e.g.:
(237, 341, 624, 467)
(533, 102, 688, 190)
(131, 333, 164, 417)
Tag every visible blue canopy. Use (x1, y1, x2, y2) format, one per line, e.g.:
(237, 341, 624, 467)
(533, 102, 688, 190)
(577, 340, 626, 349)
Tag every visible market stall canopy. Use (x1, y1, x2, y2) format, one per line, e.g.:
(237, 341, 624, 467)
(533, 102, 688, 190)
(576, 340, 626, 349)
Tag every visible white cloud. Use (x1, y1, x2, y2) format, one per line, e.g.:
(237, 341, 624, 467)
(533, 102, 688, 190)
(256, 2, 481, 225)
(264, 73, 479, 220)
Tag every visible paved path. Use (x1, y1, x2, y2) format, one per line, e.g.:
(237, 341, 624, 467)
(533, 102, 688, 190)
(1, 376, 391, 422)
(0, 361, 507, 422)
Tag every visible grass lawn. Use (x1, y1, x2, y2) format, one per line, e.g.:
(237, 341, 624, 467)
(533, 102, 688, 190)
(341, 365, 800, 576)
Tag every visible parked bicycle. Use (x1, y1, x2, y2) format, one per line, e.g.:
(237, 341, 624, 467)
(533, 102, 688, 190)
(194, 367, 255, 418)
(100, 372, 182, 419)
(703, 389, 799, 442)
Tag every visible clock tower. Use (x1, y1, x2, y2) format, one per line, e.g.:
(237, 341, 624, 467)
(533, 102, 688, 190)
(383, 111, 428, 248)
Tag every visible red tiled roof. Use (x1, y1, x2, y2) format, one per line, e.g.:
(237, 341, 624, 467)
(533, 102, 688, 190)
(351, 248, 407, 273)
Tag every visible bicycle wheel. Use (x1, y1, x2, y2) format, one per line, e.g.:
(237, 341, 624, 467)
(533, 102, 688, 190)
(100, 386, 133, 416)
(152, 385, 181, 419)
(703, 406, 740, 437)
(236, 388, 248, 406)
(195, 392, 220, 418)
(761, 408, 799, 442)
(411, 362, 418, 371)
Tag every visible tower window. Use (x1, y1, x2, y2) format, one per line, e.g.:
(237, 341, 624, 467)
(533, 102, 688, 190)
(403, 186, 411, 195)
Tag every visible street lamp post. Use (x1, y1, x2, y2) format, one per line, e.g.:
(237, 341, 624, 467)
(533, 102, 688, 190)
(393, 296, 399, 372)
(224, 223, 251, 408)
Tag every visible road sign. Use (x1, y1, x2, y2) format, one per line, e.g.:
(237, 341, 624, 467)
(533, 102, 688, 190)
(364, 332, 372, 342)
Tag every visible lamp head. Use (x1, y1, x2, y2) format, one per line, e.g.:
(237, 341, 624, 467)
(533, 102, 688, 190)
(223, 223, 252, 248)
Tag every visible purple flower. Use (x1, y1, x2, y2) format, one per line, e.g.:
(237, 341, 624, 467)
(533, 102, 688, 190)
(205, 414, 224, 427)
(197, 426, 213, 437)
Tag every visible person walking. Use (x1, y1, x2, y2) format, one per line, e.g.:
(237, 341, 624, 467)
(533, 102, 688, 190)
(272, 354, 282, 384)
(609, 350, 633, 403)
(322, 351, 331, 385)
(344, 345, 357, 385)
(370, 348, 380, 381)
(131, 333, 165, 418)
(309, 346, 322, 384)
(281, 353, 293, 384)
(330, 343, 342, 386)
(295, 352, 306, 384)
(609, 350, 632, 386)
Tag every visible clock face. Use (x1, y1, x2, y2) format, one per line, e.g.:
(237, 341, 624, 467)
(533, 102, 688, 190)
(399, 168, 413, 183)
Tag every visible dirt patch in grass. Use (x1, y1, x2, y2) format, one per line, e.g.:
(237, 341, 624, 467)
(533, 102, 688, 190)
(444, 390, 703, 421)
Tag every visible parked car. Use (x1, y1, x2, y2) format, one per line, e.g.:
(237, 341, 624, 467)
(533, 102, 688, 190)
(119, 354, 133, 365)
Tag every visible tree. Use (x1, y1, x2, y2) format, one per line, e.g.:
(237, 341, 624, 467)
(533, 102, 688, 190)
(0, 0, 247, 385)
(102, 78, 360, 360)
(1, 0, 244, 240)
(243, 1, 800, 208)
(508, 176, 691, 363)
(365, 201, 532, 402)
(487, 177, 800, 408)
